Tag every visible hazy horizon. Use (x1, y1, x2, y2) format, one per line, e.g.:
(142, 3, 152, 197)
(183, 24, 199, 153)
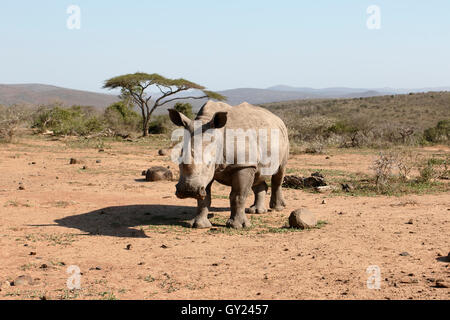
(1, 1, 450, 93)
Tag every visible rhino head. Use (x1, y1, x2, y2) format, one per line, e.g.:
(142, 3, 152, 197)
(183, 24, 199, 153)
(168, 109, 228, 200)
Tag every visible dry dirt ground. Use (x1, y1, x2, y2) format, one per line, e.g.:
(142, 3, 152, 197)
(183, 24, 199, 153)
(0, 137, 448, 300)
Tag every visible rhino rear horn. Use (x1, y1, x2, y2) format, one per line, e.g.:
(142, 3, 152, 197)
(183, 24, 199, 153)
(168, 109, 192, 128)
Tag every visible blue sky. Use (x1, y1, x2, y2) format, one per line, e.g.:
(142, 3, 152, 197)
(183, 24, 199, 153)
(0, 0, 449, 92)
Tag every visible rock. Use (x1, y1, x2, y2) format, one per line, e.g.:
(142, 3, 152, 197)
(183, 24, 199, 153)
(399, 252, 410, 256)
(289, 208, 317, 229)
(125, 244, 132, 250)
(406, 219, 413, 225)
(29, 251, 36, 256)
(98, 149, 104, 152)
(303, 176, 326, 188)
(321, 200, 326, 204)
(282, 175, 304, 189)
(435, 279, 448, 288)
(145, 166, 173, 182)
(12, 275, 33, 286)
(82, 165, 87, 170)
(18, 185, 25, 190)
(158, 149, 167, 156)
(96, 160, 101, 164)
(69, 158, 78, 164)
(283, 174, 326, 189)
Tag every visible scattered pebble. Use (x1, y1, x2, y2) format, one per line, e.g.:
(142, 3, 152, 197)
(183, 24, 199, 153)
(399, 252, 410, 256)
(126, 244, 132, 250)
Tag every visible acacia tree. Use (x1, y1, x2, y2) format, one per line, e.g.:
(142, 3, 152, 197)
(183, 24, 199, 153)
(103, 72, 225, 136)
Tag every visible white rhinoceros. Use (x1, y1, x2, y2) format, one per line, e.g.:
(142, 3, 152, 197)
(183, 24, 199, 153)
(169, 100, 289, 229)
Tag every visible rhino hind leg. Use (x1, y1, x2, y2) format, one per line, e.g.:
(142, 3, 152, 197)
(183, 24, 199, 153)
(226, 167, 255, 229)
(246, 182, 268, 214)
(270, 165, 287, 211)
(188, 181, 213, 228)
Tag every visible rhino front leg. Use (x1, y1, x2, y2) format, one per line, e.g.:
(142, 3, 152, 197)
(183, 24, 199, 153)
(270, 165, 287, 211)
(188, 181, 213, 228)
(246, 182, 268, 214)
(226, 167, 255, 229)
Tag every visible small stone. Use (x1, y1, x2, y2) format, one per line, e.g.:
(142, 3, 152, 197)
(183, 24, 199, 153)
(18, 185, 25, 190)
(126, 244, 132, 250)
(69, 158, 78, 164)
(406, 219, 413, 224)
(161, 244, 168, 249)
(29, 252, 36, 256)
(40, 264, 48, 269)
(399, 252, 410, 256)
(145, 167, 173, 182)
(289, 208, 317, 229)
(96, 160, 101, 164)
(321, 200, 326, 204)
(98, 149, 104, 152)
(82, 165, 87, 170)
(435, 279, 448, 288)
(158, 149, 167, 156)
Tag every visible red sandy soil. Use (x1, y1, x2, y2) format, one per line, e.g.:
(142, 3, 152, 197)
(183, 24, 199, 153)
(0, 137, 448, 300)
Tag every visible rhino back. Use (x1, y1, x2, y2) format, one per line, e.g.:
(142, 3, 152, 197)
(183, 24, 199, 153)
(198, 101, 289, 173)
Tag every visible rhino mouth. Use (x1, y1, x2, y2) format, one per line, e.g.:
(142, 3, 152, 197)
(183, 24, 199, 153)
(175, 185, 207, 200)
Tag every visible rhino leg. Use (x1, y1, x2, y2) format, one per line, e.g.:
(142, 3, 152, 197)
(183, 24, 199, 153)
(188, 181, 213, 228)
(226, 167, 255, 229)
(246, 182, 268, 214)
(270, 165, 287, 211)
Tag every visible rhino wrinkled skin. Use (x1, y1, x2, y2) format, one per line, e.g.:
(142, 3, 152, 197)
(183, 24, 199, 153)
(169, 101, 289, 229)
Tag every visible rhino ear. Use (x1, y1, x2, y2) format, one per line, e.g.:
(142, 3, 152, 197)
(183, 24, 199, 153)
(210, 112, 228, 129)
(168, 109, 192, 128)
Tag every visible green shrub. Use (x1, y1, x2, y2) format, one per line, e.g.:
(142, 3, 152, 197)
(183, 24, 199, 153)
(148, 115, 172, 134)
(104, 101, 141, 134)
(32, 104, 104, 136)
(423, 119, 449, 143)
(173, 102, 194, 119)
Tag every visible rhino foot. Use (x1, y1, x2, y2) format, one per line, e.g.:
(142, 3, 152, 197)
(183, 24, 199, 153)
(270, 199, 286, 212)
(226, 216, 251, 229)
(188, 216, 212, 229)
(246, 205, 267, 214)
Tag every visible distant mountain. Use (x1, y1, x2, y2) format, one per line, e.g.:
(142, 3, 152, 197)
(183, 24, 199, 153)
(0, 83, 119, 108)
(1, 83, 449, 112)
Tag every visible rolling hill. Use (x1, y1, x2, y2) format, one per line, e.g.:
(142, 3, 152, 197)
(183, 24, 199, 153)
(1, 83, 449, 112)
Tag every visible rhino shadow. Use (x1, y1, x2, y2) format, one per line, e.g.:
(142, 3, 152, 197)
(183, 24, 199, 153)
(54, 204, 229, 238)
